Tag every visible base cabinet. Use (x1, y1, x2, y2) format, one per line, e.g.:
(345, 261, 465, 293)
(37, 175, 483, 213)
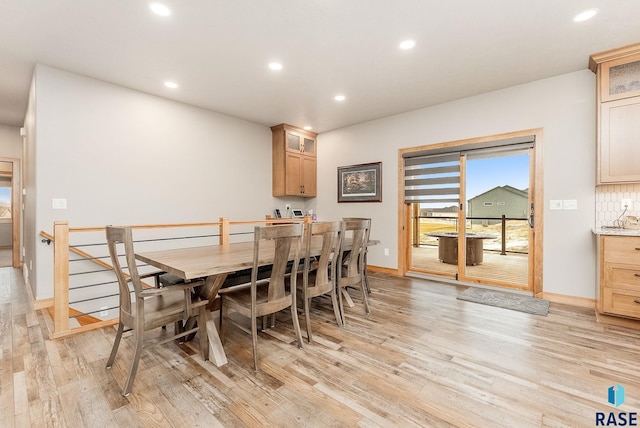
(598, 235, 640, 319)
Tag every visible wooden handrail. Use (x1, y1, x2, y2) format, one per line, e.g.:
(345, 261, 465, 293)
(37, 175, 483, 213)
(41, 215, 312, 340)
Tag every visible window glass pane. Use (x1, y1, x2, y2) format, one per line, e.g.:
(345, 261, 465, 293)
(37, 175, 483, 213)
(0, 187, 11, 219)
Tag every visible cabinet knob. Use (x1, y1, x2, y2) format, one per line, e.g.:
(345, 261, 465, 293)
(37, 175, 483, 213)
(635, 273, 640, 277)
(635, 299, 640, 304)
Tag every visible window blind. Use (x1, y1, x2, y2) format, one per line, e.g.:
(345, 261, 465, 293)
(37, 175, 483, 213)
(402, 135, 535, 205)
(403, 153, 460, 204)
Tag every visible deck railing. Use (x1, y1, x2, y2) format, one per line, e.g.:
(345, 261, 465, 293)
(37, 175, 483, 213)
(413, 215, 530, 255)
(39, 216, 310, 339)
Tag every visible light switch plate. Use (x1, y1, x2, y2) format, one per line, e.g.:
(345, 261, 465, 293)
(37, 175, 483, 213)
(549, 200, 563, 210)
(563, 199, 578, 210)
(52, 198, 67, 209)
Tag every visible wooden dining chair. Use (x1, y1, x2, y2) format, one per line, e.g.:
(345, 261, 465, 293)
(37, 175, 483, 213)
(219, 223, 304, 371)
(342, 217, 372, 294)
(105, 226, 210, 396)
(337, 218, 371, 325)
(298, 221, 343, 341)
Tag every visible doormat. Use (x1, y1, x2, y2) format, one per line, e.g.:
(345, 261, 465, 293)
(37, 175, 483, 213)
(457, 287, 549, 316)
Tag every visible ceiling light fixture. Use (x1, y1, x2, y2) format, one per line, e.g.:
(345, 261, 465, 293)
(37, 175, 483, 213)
(164, 81, 178, 89)
(573, 8, 598, 22)
(149, 2, 171, 16)
(334, 95, 346, 102)
(399, 39, 416, 50)
(303, 126, 312, 131)
(268, 62, 283, 71)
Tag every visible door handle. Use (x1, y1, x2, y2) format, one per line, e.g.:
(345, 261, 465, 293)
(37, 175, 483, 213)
(528, 202, 534, 229)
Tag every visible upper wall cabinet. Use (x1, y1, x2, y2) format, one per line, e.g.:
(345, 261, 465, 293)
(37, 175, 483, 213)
(590, 43, 640, 184)
(271, 123, 318, 197)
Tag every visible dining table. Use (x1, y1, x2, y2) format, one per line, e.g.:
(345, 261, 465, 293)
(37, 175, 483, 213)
(136, 235, 356, 367)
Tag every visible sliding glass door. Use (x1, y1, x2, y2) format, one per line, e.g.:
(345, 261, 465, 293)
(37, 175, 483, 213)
(457, 147, 532, 289)
(404, 133, 538, 292)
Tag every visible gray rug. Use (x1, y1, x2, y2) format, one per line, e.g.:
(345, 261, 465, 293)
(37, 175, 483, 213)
(457, 287, 549, 316)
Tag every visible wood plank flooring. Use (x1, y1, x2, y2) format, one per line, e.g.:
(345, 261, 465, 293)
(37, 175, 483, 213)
(3, 266, 640, 427)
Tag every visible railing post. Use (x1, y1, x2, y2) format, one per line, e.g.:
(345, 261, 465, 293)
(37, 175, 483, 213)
(219, 217, 230, 245)
(412, 204, 420, 247)
(53, 221, 70, 337)
(501, 215, 507, 255)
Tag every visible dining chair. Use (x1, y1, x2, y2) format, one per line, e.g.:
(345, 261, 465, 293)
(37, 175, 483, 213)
(219, 223, 304, 371)
(342, 217, 372, 294)
(337, 218, 371, 325)
(298, 220, 343, 342)
(105, 226, 210, 396)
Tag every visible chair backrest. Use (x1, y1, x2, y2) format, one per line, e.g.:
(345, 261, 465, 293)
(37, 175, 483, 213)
(106, 226, 142, 316)
(339, 218, 371, 279)
(253, 223, 304, 303)
(304, 221, 342, 292)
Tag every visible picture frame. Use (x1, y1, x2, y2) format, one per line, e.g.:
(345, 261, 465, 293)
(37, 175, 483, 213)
(337, 162, 382, 203)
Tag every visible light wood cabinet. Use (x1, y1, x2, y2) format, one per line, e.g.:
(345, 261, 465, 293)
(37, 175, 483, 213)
(271, 123, 317, 197)
(590, 44, 640, 184)
(598, 235, 640, 319)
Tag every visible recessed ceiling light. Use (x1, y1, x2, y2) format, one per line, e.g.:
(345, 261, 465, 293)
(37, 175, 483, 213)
(164, 81, 178, 89)
(334, 95, 346, 102)
(149, 2, 171, 16)
(573, 8, 598, 22)
(268, 62, 283, 71)
(399, 39, 416, 50)
(303, 126, 312, 131)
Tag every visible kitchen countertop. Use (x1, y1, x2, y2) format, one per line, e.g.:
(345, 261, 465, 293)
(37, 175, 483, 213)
(592, 227, 640, 236)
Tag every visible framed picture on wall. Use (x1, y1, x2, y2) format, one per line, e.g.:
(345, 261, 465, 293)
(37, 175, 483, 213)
(337, 162, 382, 203)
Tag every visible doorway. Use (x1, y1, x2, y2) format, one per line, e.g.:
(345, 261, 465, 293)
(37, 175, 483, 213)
(0, 157, 21, 268)
(399, 130, 543, 294)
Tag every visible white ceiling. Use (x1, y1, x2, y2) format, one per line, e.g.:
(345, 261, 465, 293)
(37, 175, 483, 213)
(1, 0, 640, 132)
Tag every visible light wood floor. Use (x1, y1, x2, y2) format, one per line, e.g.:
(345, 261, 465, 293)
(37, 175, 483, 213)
(3, 267, 640, 427)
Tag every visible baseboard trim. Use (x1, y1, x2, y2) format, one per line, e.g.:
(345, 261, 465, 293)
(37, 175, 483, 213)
(367, 265, 399, 276)
(595, 311, 640, 330)
(536, 292, 595, 309)
(34, 297, 54, 310)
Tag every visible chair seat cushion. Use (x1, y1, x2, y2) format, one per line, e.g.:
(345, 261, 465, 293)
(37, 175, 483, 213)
(140, 289, 207, 329)
(159, 273, 185, 287)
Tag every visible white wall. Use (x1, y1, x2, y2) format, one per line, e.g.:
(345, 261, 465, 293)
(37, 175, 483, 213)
(0, 124, 22, 158)
(25, 65, 599, 300)
(29, 65, 285, 300)
(312, 70, 597, 299)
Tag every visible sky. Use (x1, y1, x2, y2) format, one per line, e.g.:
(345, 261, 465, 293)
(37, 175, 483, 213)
(0, 188, 10, 205)
(466, 153, 529, 199)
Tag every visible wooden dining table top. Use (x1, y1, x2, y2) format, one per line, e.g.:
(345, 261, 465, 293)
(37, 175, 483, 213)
(135, 236, 375, 281)
(135, 236, 326, 281)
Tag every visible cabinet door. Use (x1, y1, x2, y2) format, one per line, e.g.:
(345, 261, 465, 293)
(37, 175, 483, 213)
(301, 136, 316, 157)
(285, 153, 303, 195)
(300, 156, 317, 196)
(599, 97, 640, 183)
(286, 131, 302, 154)
(601, 54, 640, 102)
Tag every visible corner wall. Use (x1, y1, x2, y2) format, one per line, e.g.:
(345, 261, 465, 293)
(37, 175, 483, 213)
(29, 65, 278, 300)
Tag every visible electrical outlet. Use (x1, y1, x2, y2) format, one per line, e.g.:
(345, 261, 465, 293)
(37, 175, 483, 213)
(384, 248, 389, 256)
(100, 306, 109, 317)
(622, 198, 632, 209)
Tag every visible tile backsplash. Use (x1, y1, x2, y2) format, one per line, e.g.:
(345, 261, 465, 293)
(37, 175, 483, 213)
(596, 184, 640, 228)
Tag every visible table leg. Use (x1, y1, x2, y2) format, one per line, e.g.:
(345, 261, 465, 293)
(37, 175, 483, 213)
(341, 288, 355, 307)
(206, 319, 228, 366)
(200, 274, 229, 366)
